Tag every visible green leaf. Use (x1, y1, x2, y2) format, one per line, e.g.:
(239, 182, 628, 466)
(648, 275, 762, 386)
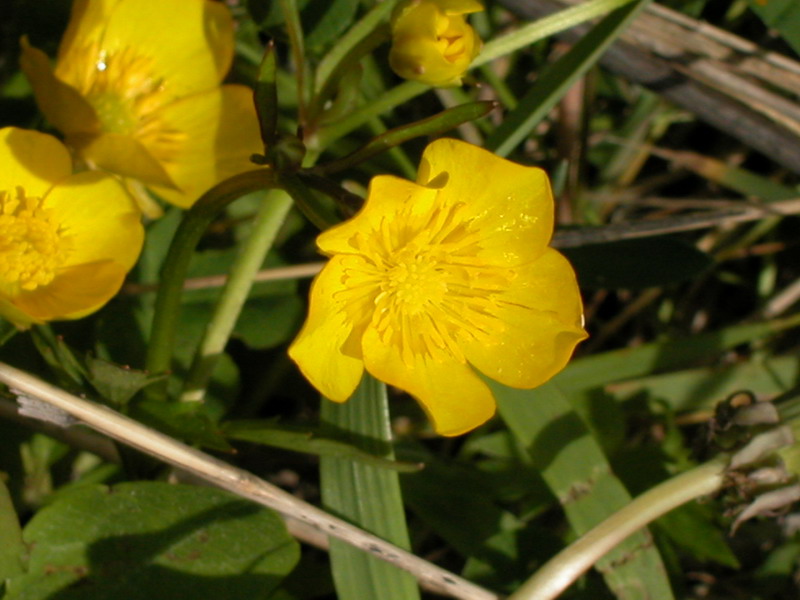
(4, 482, 299, 600)
(0, 477, 24, 581)
(85, 356, 166, 407)
(224, 419, 422, 472)
(305, 0, 360, 52)
(132, 401, 233, 452)
(494, 381, 674, 600)
(562, 237, 712, 290)
(486, 0, 650, 156)
(556, 313, 800, 396)
(607, 355, 800, 412)
(231, 295, 304, 349)
(320, 375, 420, 600)
(747, 0, 800, 57)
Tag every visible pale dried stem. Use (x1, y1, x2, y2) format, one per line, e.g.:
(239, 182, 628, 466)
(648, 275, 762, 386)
(0, 363, 498, 600)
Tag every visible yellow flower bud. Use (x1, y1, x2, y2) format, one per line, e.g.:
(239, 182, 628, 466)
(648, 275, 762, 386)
(389, 0, 483, 87)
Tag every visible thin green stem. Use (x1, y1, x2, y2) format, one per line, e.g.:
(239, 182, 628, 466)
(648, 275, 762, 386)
(145, 169, 278, 389)
(509, 455, 730, 600)
(180, 189, 293, 403)
(312, 81, 427, 152)
(473, 0, 639, 68)
(279, 0, 308, 126)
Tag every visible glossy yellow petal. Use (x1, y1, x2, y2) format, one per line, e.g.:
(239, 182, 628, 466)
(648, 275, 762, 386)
(317, 176, 439, 256)
(56, 0, 233, 102)
(69, 132, 176, 189)
(361, 326, 495, 436)
(289, 256, 366, 402)
(19, 38, 99, 136)
(14, 261, 128, 323)
(147, 85, 262, 208)
(0, 296, 40, 328)
(433, 0, 484, 13)
(0, 128, 71, 196)
(460, 251, 586, 388)
(418, 138, 554, 264)
(44, 171, 144, 271)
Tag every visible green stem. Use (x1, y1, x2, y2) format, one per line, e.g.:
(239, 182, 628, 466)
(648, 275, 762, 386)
(145, 169, 278, 389)
(312, 81, 427, 152)
(180, 189, 293, 403)
(509, 454, 730, 600)
(473, 0, 639, 68)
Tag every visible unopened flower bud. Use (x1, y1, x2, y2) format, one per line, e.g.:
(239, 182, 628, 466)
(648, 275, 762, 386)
(389, 0, 483, 87)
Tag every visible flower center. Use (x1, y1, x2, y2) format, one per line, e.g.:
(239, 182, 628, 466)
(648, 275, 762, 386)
(381, 247, 447, 315)
(0, 188, 71, 291)
(338, 199, 515, 364)
(57, 44, 182, 160)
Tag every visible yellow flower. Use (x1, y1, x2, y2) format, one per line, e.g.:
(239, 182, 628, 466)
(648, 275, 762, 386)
(0, 127, 143, 328)
(389, 0, 483, 87)
(20, 0, 263, 212)
(289, 139, 587, 436)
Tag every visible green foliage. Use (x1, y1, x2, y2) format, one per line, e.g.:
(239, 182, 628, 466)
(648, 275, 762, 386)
(3, 483, 299, 600)
(4, 0, 800, 599)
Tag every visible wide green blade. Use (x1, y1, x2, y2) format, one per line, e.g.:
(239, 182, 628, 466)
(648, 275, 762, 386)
(494, 381, 674, 599)
(320, 375, 420, 600)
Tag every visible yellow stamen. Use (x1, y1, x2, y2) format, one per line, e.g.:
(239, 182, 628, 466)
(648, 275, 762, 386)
(0, 188, 72, 291)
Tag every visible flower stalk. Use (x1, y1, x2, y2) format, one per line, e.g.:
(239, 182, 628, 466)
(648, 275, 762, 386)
(510, 455, 730, 600)
(180, 190, 294, 403)
(145, 169, 278, 390)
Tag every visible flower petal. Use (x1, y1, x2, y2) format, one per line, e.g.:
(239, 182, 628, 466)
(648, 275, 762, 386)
(19, 38, 99, 136)
(460, 249, 587, 389)
(56, 0, 233, 101)
(44, 171, 144, 271)
(317, 176, 439, 256)
(0, 295, 40, 328)
(0, 127, 72, 197)
(13, 261, 128, 322)
(361, 326, 495, 436)
(435, 0, 484, 14)
(147, 85, 263, 208)
(288, 256, 365, 402)
(418, 138, 554, 264)
(68, 132, 176, 189)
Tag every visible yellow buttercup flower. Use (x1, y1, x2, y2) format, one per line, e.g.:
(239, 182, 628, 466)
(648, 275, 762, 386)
(0, 127, 143, 328)
(289, 139, 587, 436)
(20, 0, 263, 212)
(389, 0, 483, 87)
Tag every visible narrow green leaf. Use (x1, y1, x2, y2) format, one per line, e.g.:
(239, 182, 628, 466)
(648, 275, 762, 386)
(556, 312, 800, 396)
(0, 477, 24, 581)
(475, 0, 640, 68)
(224, 420, 422, 472)
(315, 101, 497, 175)
(320, 375, 420, 600)
(4, 482, 299, 600)
(314, 0, 396, 94)
(607, 355, 800, 412)
(255, 40, 278, 148)
(494, 381, 674, 600)
(486, 0, 650, 157)
(305, 0, 360, 52)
